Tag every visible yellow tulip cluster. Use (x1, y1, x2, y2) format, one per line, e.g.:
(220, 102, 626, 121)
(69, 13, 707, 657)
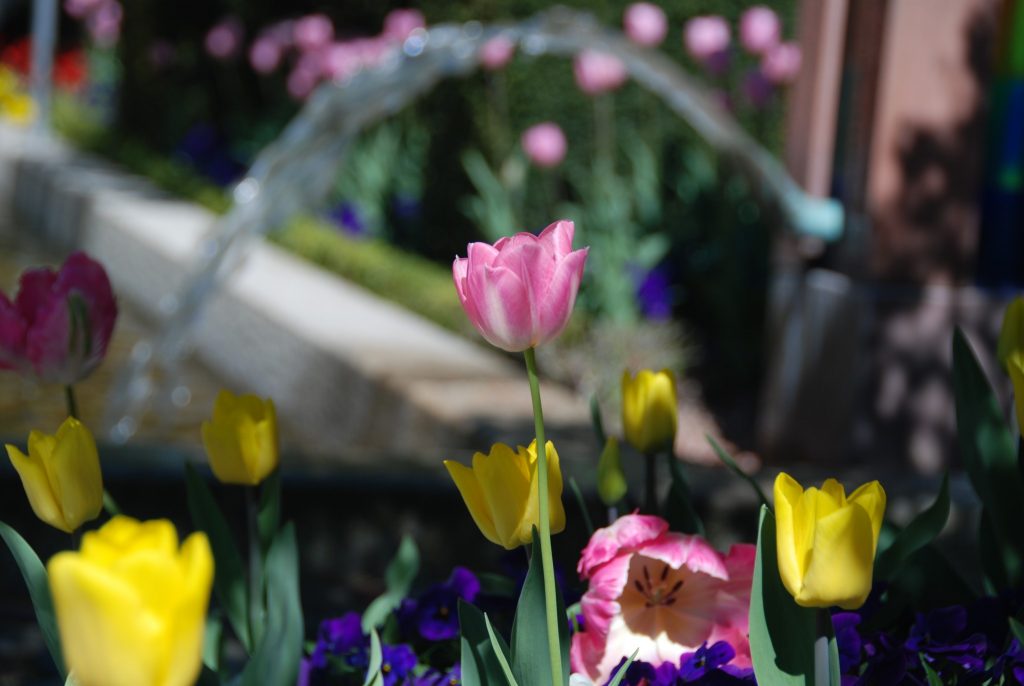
(0, 66, 35, 126)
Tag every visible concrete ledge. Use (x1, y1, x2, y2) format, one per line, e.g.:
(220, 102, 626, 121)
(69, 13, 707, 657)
(0, 123, 589, 466)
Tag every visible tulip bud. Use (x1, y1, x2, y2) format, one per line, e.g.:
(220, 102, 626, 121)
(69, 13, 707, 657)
(6, 417, 103, 533)
(444, 440, 566, 549)
(521, 122, 568, 168)
(48, 516, 214, 686)
(621, 369, 678, 455)
(201, 390, 278, 486)
(596, 436, 627, 506)
(573, 50, 628, 96)
(480, 36, 515, 71)
(773, 473, 886, 609)
(623, 3, 668, 47)
(452, 220, 588, 352)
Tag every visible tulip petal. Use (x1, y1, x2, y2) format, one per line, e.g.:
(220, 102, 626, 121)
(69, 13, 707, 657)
(24, 291, 71, 381)
(773, 473, 804, 601)
(0, 292, 26, 368)
(444, 460, 501, 546)
(472, 263, 533, 351)
(537, 247, 588, 345)
(49, 552, 164, 686)
(51, 418, 103, 532)
(546, 441, 566, 536)
(819, 479, 847, 507)
(201, 421, 252, 485)
(165, 533, 214, 686)
(54, 252, 117, 361)
(847, 480, 886, 545)
(6, 441, 68, 532)
(14, 267, 58, 321)
(799, 504, 876, 609)
(537, 220, 575, 257)
(474, 444, 531, 548)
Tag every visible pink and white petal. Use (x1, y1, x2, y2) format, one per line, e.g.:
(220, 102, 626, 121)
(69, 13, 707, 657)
(537, 247, 587, 344)
(466, 241, 501, 269)
(537, 219, 575, 257)
(24, 294, 71, 382)
(641, 533, 729, 580)
(579, 514, 668, 578)
(466, 264, 532, 351)
(452, 257, 470, 303)
(579, 592, 620, 639)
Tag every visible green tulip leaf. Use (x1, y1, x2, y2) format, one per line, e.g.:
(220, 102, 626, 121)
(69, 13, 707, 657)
(362, 536, 419, 632)
(484, 613, 519, 686)
(459, 600, 512, 686)
(568, 477, 595, 537)
(185, 464, 251, 652)
(919, 655, 943, 686)
(589, 394, 607, 446)
(749, 506, 819, 685)
(664, 453, 704, 536)
(258, 469, 282, 557)
(0, 520, 66, 678)
(510, 529, 569, 686)
(706, 434, 770, 508)
(1010, 617, 1024, 647)
(952, 329, 1024, 587)
(607, 649, 640, 686)
(363, 629, 384, 686)
(874, 473, 951, 581)
(240, 523, 304, 686)
(202, 613, 223, 674)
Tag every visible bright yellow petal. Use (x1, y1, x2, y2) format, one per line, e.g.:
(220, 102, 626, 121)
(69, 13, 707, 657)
(545, 441, 566, 536)
(847, 480, 887, 548)
(444, 460, 501, 546)
(211, 390, 238, 423)
(819, 479, 847, 507)
(164, 533, 214, 686)
(773, 472, 804, 600)
(201, 420, 251, 485)
(6, 442, 68, 532)
(797, 504, 876, 609)
(48, 553, 163, 686)
(474, 444, 531, 548)
(51, 418, 104, 532)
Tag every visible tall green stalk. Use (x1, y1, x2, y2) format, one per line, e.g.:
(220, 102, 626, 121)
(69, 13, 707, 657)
(523, 347, 563, 686)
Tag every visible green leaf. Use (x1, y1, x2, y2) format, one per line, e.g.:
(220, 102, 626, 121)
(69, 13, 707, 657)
(258, 469, 281, 556)
(706, 434, 769, 508)
(589, 395, 607, 446)
(185, 464, 251, 651)
(749, 506, 818, 685)
(459, 600, 511, 686)
(363, 629, 384, 686)
(1009, 617, 1024, 646)
(240, 523, 304, 686)
(477, 572, 517, 598)
(202, 613, 223, 673)
(362, 536, 419, 632)
(919, 654, 943, 686)
(952, 329, 1024, 587)
(568, 477, 595, 537)
(0, 521, 65, 678)
(607, 649, 640, 686)
(875, 473, 951, 581)
(663, 454, 704, 536)
(102, 490, 121, 517)
(510, 530, 569, 686)
(484, 613, 519, 686)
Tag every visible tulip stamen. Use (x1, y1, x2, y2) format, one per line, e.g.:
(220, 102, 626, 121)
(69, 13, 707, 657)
(636, 564, 685, 608)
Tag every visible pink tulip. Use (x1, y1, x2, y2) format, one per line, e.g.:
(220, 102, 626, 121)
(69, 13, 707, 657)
(321, 42, 361, 82)
(249, 35, 282, 74)
(573, 50, 628, 96)
(521, 123, 567, 169)
(452, 220, 588, 352)
(683, 15, 731, 64)
(294, 14, 334, 53)
(739, 6, 781, 55)
(480, 36, 516, 71)
(287, 54, 321, 100)
(0, 252, 117, 385)
(623, 3, 668, 47)
(762, 41, 802, 84)
(205, 17, 244, 60)
(569, 514, 754, 684)
(382, 9, 426, 43)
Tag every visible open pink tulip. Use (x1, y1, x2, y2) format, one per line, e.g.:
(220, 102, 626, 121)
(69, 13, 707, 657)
(0, 252, 117, 385)
(624, 3, 668, 47)
(453, 220, 588, 352)
(569, 514, 754, 684)
(521, 122, 567, 168)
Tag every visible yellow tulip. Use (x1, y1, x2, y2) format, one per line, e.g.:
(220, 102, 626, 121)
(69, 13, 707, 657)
(444, 440, 566, 550)
(5, 417, 103, 533)
(998, 297, 1024, 367)
(773, 473, 886, 610)
(48, 517, 213, 686)
(1, 92, 35, 125)
(621, 369, 678, 455)
(201, 390, 278, 485)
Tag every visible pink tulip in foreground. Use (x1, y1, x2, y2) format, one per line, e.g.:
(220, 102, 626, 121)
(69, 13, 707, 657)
(521, 122, 567, 169)
(453, 220, 588, 352)
(0, 252, 117, 385)
(573, 50, 628, 96)
(624, 3, 668, 47)
(569, 514, 754, 684)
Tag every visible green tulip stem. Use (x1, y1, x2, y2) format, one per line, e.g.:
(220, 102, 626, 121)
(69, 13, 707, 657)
(64, 385, 78, 419)
(644, 453, 658, 514)
(245, 485, 264, 647)
(523, 347, 564, 686)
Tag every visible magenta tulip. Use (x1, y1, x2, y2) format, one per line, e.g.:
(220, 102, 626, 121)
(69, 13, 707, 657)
(453, 221, 588, 352)
(294, 14, 334, 53)
(762, 41, 802, 84)
(521, 122, 567, 169)
(739, 6, 781, 55)
(0, 252, 117, 385)
(623, 3, 668, 47)
(249, 35, 283, 74)
(684, 15, 731, 64)
(573, 50, 628, 96)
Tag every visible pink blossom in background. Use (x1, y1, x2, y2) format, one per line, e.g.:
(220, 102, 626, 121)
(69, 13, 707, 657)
(63, 0, 104, 20)
(480, 36, 516, 71)
(249, 35, 283, 74)
(683, 15, 730, 64)
(294, 14, 334, 53)
(0, 252, 117, 385)
(321, 42, 361, 82)
(452, 220, 588, 352)
(761, 41, 802, 84)
(739, 6, 781, 55)
(287, 53, 322, 100)
(350, 37, 393, 71)
(382, 8, 426, 43)
(521, 123, 567, 168)
(205, 17, 244, 60)
(569, 515, 754, 684)
(85, 0, 122, 48)
(623, 3, 668, 47)
(573, 50, 628, 96)
(267, 20, 296, 49)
